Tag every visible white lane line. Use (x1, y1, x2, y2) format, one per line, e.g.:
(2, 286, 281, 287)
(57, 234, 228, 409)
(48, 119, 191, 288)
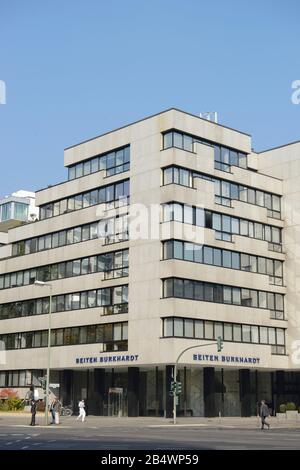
(5, 442, 13, 445)
(21, 446, 28, 449)
(149, 424, 208, 428)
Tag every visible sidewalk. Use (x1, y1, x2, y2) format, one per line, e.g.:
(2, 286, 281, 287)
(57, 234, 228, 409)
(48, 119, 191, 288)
(0, 412, 300, 429)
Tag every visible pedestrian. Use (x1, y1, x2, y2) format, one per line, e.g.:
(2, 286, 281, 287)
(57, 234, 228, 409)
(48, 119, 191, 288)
(30, 399, 37, 426)
(260, 399, 270, 429)
(49, 398, 56, 424)
(76, 399, 86, 422)
(54, 398, 62, 425)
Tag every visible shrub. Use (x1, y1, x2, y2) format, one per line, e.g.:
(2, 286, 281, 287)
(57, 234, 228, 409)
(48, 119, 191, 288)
(279, 404, 286, 413)
(286, 402, 297, 411)
(0, 388, 25, 411)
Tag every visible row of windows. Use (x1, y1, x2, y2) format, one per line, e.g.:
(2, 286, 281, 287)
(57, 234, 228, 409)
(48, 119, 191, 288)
(68, 145, 130, 181)
(163, 278, 284, 317)
(162, 130, 247, 171)
(12, 214, 129, 257)
(40, 179, 129, 220)
(163, 166, 281, 218)
(162, 240, 283, 285)
(162, 317, 285, 354)
(0, 284, 128, 321)
(0, 249, 129, 290)
(0, 370, 44, 388)
(0, 322, 128, 351)
(162, 202, 282, 245)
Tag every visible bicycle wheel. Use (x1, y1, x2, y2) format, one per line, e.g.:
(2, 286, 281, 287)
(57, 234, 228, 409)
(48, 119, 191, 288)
(65, 408, 72, 417)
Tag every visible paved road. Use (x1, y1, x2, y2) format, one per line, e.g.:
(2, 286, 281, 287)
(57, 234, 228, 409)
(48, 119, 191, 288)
(0, 418, 300, 449)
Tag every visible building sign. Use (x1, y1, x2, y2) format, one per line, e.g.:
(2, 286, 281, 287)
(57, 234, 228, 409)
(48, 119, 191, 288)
(75, 354, 139, 365)
(109, 387, 123, 394)
(193, 354, 260, 364)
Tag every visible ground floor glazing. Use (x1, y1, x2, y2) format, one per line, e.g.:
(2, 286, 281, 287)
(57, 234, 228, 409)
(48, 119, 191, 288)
(2, 366, 300, 417)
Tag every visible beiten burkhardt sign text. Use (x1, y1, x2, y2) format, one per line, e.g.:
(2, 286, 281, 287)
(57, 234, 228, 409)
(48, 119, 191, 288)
(193, 354, 260, 364)
(75, 354, 139, 364)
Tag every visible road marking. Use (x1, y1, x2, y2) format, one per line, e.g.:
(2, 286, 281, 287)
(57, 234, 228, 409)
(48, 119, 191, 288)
(149, 424, 208, 428)
(21, 446, 28, 449)
(5, 442, 13, 445)
(10, 425, 71, 429)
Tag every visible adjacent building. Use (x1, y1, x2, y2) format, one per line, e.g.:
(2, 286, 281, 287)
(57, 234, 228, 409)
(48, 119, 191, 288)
(0, 109, 299, 417)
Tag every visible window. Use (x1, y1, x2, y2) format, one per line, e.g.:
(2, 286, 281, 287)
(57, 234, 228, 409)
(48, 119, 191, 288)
(232, 252, 240, 269)
(195, 320, 204, 338)
(174, 318, 184, 336)
(73, 260, 81, 276)
(204, 247, 213, 264)
(1, 202, 12, 221)
(164, 167, 173, 185)
(204, 321, 214, 339)
(184, 280, 194, 299)
(164, 240, 173, 259)
(212, 213, 221, 231)
(164, 318, 173, 336)
(213, 248, 222, 266)
(185, 319, 194, 337)
(205, 211, 213, 229)
(240, 220, 248, 236)
(242, 325, 251, 342)
(184, 243, 194, 262)
(184, 205, 193, 224)
(232, 288, 241, 305)
(68, 166, 76, 180)
(204, 284, 214, 302)
(164, 279, 173, 297)
(76, 163, 83, 178)
(174, 279, 184, 298)
(233, 324, 242, 342)
(256, 191, 264, 207)
(174, 204, 183, 222)
(223, 286, 231, 304)
(223, 250, 232, 268)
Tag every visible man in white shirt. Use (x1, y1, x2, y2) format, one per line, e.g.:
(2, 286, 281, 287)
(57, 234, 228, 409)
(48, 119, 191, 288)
(76, 399, 86, 422)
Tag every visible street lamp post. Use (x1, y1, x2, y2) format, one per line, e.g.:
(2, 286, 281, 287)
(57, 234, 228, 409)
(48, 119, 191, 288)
(34, 281, 52, 426)
(172, 337, 223, 425)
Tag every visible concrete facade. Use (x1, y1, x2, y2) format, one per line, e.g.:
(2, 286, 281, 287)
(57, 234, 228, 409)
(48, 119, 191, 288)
(0, 109, 299, 417)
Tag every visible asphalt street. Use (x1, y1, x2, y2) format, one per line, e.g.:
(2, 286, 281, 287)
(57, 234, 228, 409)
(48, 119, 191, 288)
(0, 416, 300, 450)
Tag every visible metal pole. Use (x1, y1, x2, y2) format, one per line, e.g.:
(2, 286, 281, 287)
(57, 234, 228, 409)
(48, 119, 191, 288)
(173, 362, 177, 425)
(172, 341, 221, 425)
(45, 287, 52, 426)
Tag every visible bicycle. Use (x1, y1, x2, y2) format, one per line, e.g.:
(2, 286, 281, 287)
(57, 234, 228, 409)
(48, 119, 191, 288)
(60, 405, 73, 417)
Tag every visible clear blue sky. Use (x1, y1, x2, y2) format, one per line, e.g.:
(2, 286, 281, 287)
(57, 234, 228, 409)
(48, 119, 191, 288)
(0, 0, 299, 196)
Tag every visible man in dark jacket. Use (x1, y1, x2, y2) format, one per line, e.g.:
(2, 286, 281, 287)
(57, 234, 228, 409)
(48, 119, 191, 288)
(30, 399, 37, 426)
(260, 400, 270, 429)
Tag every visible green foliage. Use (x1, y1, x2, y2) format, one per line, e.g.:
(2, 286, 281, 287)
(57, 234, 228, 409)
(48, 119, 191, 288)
(279, 404, 286, 413)
(0, 398, 25, 411)
(0, 388, 25, 411)
(286, 402, 296, 411)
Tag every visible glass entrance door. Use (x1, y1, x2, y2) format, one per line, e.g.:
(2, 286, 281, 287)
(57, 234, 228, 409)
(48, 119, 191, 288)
(107, 388, 126, 417)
